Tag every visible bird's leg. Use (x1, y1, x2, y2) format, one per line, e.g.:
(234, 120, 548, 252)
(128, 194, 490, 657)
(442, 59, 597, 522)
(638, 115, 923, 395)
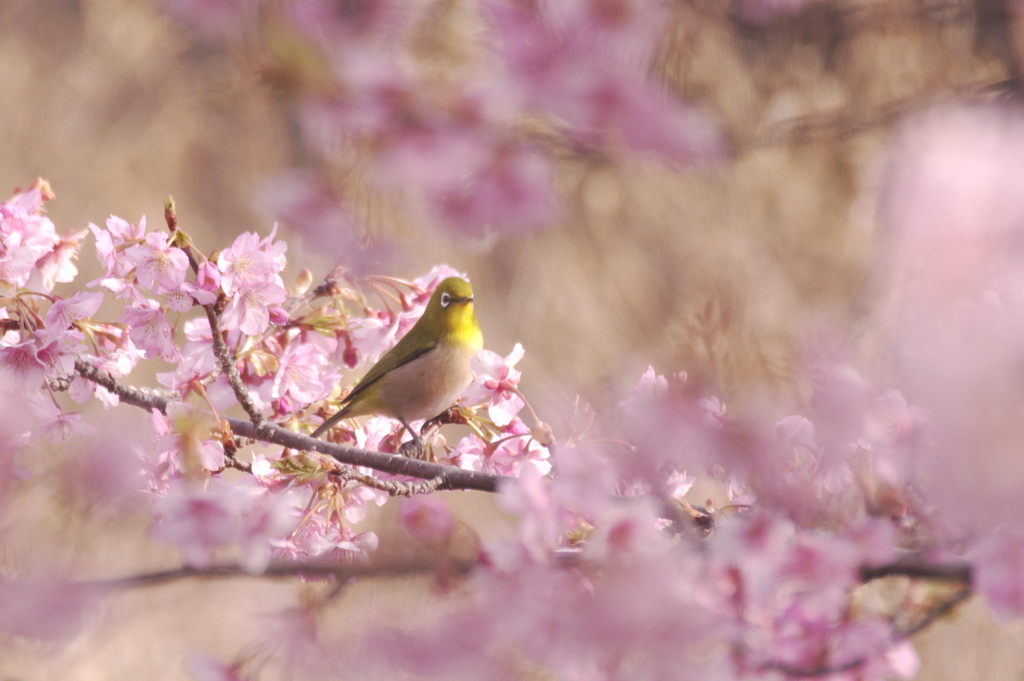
(397, 416, 425, 459)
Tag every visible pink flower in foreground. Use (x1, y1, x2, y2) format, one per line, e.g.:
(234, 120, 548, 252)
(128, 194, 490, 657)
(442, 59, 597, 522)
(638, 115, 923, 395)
(0, 337, 46, 387)
(44, 291, 103, 330)
(218, 231, 281, 296)
(33, 227, 87, 292)
(265, 340, 337, 405)
(121, 300, 180, 362)
(462, 344, 525, 427)
(125, 231, 190, 293)
(220, 280, 288, 336)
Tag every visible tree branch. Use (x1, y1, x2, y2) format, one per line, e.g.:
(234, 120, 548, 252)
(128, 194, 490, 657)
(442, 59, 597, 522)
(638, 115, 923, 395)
(74, 358, 507, 493)
(859, 560, 972, 584)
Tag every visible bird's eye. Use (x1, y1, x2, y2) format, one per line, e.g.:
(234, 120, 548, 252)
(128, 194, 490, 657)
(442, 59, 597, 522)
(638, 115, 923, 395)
(440, 292, 451, 308)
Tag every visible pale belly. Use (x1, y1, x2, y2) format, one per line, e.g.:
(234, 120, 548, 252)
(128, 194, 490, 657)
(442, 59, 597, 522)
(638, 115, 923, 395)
(375, 344, 476, 422)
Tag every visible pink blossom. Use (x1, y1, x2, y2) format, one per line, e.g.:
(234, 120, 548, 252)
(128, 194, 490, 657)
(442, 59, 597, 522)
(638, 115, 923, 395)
(697, 395, 727, 427)
(582, 499, 670, 562)
(151, 478, 246, 568)
(88, 215, 146, 280)
(486, 0, 721, 164)
(462, 344, 525, 427)
(220, 280, 288, 336)
(68, 373, 119, 408)
(619, 365, 668, 416)
(33, 327, 82, 380)
(491, 419, 553, 476)
(44, 291, 103, 330)
(881, 106, 1024, 534)
(181, 317, 220, 374)
(409, 265, 466, 304)
(32, 228, 87, 292)
(125, 231, 190, 293)
(236, 483, 302, 574)
(307, 526, 379, 564)
(218, 231, 282, 296)
(264, 340, 338, 405)
(398, 497, 455, 545)
(149, 403, 225, 477)
(86, 322, 145, 377)
(195, 259, 221, 293)
(497, 465, 565, 557)
(972, 531, 1024, 618)
(432, 141, 556, 236)
(551, 444, 618, 518)
(0, 337, 46, 386)
(261, 171, 385, 273)
(0, 578, 97, 641)
(26, 392, 96, 444)
(121, 300, 180, 362)
(451, 434, 487, 471)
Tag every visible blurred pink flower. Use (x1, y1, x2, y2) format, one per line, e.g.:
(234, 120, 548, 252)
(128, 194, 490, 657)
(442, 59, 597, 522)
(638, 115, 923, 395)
(432, 141, 556, 236)
(620, 365, 668, 416)
(0, 578, 98, 641)
(399, 497, 455, 545)
(881, 106, 1024, 534)
(151, 478, 247, 568)
(26, 392, 96, 444)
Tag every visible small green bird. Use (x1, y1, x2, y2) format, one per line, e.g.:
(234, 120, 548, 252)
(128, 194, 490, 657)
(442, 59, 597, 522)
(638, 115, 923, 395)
(310, 277, 484, 453)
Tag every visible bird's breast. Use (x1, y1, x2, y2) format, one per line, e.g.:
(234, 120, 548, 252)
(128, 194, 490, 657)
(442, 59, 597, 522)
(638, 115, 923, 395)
(376, 341, 477, 422)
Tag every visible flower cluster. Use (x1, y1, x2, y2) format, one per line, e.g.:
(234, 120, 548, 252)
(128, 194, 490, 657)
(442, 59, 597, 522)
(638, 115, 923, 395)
(0, 185, 554, 578)
(163, 0, 721, 244)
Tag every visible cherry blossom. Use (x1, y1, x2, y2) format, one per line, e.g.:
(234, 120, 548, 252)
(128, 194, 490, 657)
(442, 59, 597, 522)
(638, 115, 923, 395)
(124, 231, 190, 293)
(463, 343, 525, 427)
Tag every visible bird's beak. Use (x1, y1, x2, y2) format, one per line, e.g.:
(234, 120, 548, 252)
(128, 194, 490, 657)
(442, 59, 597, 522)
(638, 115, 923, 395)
(458, 296, 474, 304)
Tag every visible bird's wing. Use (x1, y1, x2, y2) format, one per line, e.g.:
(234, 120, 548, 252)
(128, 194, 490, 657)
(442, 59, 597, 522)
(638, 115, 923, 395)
(341, 337, 438, 407)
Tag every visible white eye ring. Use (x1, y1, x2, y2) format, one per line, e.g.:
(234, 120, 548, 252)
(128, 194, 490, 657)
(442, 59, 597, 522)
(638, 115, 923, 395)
(440, 292, 451, 308)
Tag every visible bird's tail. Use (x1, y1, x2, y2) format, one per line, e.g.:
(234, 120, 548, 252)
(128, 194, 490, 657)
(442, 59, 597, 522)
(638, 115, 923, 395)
(310, 402, 352, 440)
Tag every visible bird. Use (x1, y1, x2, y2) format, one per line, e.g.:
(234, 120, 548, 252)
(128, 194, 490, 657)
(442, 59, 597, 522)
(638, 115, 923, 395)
(310, 276, 483, 455)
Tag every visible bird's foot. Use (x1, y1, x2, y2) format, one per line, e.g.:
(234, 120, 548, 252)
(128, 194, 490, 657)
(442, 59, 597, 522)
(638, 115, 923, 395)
(399, 437, 426, 460)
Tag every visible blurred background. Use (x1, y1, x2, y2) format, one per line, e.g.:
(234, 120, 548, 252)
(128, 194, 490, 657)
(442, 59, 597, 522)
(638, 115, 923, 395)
(3, 0, 1024, 678)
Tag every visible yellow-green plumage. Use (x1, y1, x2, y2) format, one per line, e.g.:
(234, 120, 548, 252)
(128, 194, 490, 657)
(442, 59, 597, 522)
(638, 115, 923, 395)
(311, 277, 483, 440)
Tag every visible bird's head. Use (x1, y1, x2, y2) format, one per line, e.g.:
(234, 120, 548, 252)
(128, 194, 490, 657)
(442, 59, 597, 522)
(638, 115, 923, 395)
(420, 277, 481, 344)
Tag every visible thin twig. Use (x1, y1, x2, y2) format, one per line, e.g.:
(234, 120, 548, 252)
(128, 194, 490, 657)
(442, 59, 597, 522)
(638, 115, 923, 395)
(334, 467, 446, 496)
(81, 556, 475, 590)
